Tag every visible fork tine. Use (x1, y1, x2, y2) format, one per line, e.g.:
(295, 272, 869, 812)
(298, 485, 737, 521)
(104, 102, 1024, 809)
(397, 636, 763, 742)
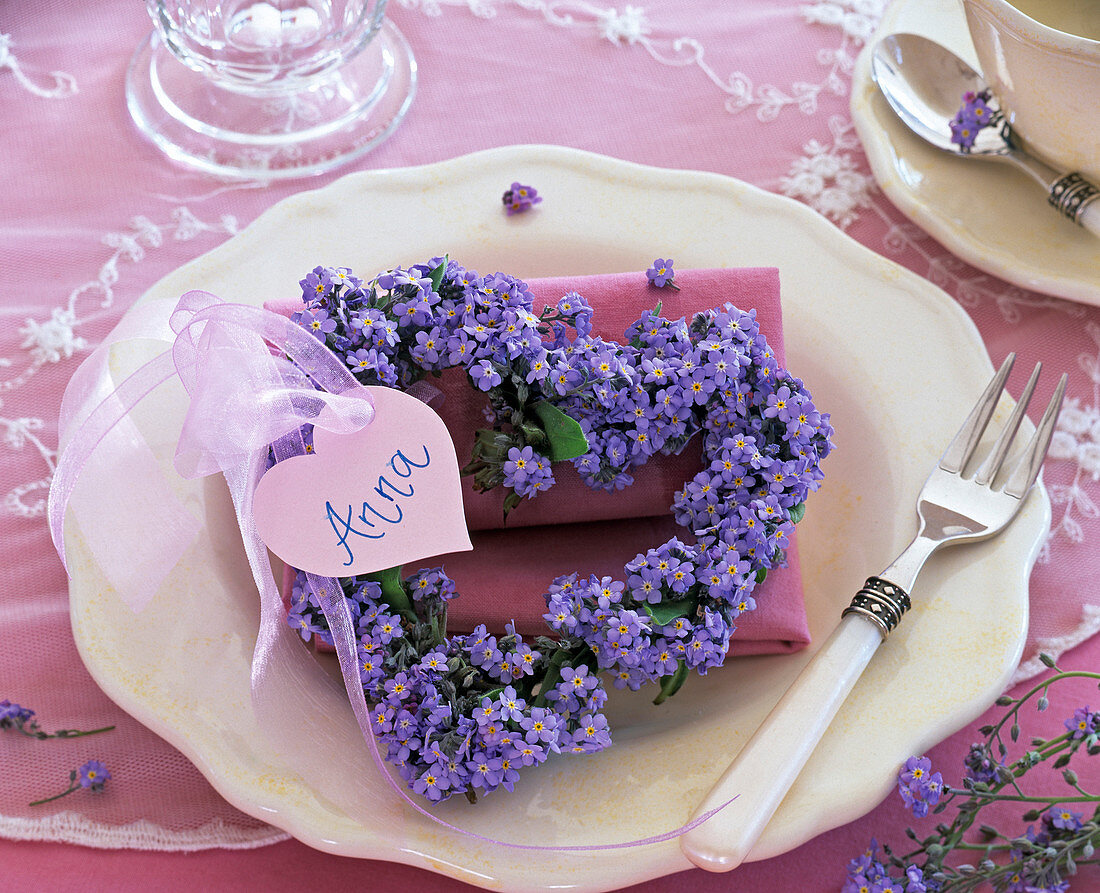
(939, 353, 1016, 474)
(973, 362, 1041, 486)
(1004, 373, 1068, 499)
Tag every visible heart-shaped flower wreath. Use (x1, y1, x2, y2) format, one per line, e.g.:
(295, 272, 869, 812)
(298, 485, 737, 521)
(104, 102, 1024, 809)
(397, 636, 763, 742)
(274, 257, 833, 803)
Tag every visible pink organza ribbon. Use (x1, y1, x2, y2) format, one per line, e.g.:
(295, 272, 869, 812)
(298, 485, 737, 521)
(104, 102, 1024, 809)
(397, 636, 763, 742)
(49, 290, 374, 596)
(47, 290, 734, 849)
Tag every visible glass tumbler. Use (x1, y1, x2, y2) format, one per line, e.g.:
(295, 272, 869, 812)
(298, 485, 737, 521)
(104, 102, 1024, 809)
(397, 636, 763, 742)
(126, 0, 416, 179)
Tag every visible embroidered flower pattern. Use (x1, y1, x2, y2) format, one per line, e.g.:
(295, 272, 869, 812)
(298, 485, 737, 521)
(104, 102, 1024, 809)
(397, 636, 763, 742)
(19, 309, 86, 365)
(779, 117, 874, 229)
(2, 417, 47, 451)
(0, 31, 78, 99)
(4, 209, 237, 520)
(800, 0, 888, 44)
(1050, 397, 1100, 483)
(396, 0, 880, 127)
(596, 5, 649, 44)
(1044, 322, 1100, 556)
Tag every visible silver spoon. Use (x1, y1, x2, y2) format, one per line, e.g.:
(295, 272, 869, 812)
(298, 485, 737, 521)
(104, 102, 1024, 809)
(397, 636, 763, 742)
(871, 33, 1100, 237)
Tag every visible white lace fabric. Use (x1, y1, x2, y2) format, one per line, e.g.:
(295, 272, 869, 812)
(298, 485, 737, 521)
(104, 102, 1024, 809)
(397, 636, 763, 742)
(0, 812, 287, 852)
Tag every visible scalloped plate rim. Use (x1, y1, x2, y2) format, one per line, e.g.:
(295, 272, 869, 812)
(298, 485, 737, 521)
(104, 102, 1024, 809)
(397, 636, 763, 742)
(65, 145, 1044, 891)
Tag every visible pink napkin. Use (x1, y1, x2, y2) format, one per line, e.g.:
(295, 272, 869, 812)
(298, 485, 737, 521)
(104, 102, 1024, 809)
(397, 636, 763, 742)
(267, 266, 810, 656)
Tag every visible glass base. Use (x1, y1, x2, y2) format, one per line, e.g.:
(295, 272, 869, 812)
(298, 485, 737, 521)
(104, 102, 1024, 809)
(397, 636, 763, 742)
(125, 19, 416, 180)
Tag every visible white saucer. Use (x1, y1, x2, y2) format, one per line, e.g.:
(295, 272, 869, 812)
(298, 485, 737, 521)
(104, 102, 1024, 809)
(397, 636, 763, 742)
(851, 0, 1100, 306)
(64, 147, 1045, 890)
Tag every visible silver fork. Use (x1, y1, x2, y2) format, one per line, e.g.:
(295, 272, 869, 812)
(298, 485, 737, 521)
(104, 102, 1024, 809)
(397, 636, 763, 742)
(680, 354, 1067, 873)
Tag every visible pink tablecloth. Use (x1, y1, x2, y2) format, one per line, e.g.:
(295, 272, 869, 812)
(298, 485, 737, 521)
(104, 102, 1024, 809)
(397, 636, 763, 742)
(3, 1, 1099, 890)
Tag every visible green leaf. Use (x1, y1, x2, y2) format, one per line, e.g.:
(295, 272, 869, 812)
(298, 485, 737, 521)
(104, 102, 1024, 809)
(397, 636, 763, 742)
(641, 598, 695, 627)
(789, 502, 806, 524)
(503, 489, 523, 521)
(365, 565, 416, 622)
(427, 256, 448, 293)
(755, 567, 768, 585)
(532, 401, 589, 462)
(653, 660, 689, 705)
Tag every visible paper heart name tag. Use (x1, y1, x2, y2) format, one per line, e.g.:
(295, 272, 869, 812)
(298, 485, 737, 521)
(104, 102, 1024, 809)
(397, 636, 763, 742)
(254, 386, 472, 577)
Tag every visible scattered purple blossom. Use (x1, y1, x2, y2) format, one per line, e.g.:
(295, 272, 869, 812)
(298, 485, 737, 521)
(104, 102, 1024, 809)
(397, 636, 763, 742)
(78, 760, 111, 791)
(1065, 705, 1099, 739)
(0, 700, 35, 728)
(897, 755, 943, 818)
(502, 445, 555, 498)
(645, 258, 680, 290)
(503, 182, 542, 215)
(848, 658, 1100, 893)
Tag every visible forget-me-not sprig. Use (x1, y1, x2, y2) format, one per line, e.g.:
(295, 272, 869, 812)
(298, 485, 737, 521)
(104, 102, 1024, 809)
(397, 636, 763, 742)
(1, 700, 115, 742)
(847, 656, 1100, 893)
(29, 760, 112, 807)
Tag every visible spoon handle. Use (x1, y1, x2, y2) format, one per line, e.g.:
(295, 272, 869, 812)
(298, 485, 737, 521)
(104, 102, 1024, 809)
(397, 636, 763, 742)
(1049, 172, 1100, 238)
(1011, 150, 1100, 238)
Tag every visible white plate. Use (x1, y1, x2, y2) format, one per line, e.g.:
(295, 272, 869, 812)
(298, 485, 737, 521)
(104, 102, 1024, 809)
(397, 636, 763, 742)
(851, 0, 1100, 305)
(65, 146, 1047, 891)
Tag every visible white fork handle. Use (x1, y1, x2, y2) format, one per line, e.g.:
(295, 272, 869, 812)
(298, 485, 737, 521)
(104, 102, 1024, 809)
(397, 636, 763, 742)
(1079, 199, 1100, 239)
(680, 612, 883, 872)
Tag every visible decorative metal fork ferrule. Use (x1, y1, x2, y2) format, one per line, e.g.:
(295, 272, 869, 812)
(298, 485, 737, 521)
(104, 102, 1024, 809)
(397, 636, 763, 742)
(842, 576, 912, 640)
(1049, 172, 1100, 223)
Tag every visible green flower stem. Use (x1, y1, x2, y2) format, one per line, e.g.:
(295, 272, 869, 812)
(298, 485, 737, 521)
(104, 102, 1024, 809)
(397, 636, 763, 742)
(993, 672, 1100, 738)
(963, 791, 1099, 804)
(56, 726, 113, 740)
(427, 604, 447, 649)
(366, 566, 417, 624)
(533, 645, 574, 709)
(28, 783, 78, 807)
(15, 723, 116, 741)
(881, 661, 1100, 891)
(1030, 733, 1071, 759)
(1070, 780, 1099, 798)
(921, 738, 1085, 863)
(950, 841, 1014, 853)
